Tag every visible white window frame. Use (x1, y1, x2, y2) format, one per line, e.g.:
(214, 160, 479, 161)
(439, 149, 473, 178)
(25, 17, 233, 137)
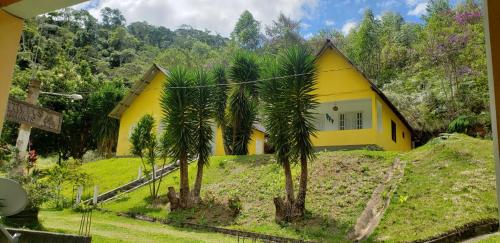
(339, 111, 364, 130)
(356, 112, 363, 129)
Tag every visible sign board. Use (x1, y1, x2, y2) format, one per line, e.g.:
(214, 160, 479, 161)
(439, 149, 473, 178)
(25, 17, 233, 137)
(6, 97, 62, 134)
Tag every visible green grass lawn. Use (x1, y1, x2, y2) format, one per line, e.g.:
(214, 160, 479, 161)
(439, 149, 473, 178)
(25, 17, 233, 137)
(371, 134, 498, 242)
(103, 151, 398, 242)
(478, 233, 500, 243)
(60, 157, 142, 200)
(39, 209, 234, 242)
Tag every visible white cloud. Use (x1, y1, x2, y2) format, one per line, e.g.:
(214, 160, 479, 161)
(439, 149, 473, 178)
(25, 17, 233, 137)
(341, 20, 357, 35)
(325, 19, 334, 26)
(408, 2, 427, 16)
(304, 32, 313, 39)
(74, 0, 318, 37)
(406, 0, 423, 6)
(301, 22, 311, 30)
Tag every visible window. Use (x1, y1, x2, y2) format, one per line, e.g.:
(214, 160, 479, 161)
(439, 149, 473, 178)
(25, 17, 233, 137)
(339, 112, 363, 130)
(356, 112, 363, 129)
(339, 114, 345, 130)
(402, 131, 405, 139)
(391, 121, 397, 142)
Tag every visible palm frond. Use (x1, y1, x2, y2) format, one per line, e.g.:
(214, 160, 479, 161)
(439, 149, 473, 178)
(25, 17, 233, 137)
(277, 46, 319, 161)
(228, 51, 260, 155)
(161, 67, 195, 161)
(212, 65, 228, 126)
(193, 69, 215, 166)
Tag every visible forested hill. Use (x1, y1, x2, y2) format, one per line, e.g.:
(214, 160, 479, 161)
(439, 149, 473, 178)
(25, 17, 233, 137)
(2, 0, 489, 160)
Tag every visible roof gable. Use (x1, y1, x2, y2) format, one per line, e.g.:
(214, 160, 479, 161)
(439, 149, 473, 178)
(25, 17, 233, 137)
(315, 39, 414, 133)
(108, 64, 168, 119)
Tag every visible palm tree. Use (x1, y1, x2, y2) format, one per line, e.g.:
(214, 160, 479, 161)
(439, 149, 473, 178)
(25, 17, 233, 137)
(212, 65, 230, 154)
(281, 47, 318, 217)
(228, 51, 259, 155)
(260, 46, 318, 221)
(192, 69, 215, 202)
(259, 60, 296, 221)
(161, 67, 195, 210)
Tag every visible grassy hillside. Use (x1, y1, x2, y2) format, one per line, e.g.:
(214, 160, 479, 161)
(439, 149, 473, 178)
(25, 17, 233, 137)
(39, 210, 233, 242)
(372, 134, 498, 242)
(61, 158, 142, 200)
(103, 151, 398, 242)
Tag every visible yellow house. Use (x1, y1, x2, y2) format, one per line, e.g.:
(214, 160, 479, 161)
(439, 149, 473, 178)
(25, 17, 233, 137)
(312, 39, 413, 151)
(109, 64, 266, 156)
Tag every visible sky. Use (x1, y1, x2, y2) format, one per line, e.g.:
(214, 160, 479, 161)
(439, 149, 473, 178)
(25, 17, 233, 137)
(73, 0, 461, 38)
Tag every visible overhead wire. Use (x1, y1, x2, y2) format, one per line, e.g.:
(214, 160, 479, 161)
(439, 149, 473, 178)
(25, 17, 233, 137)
(69, 66, 354, 95)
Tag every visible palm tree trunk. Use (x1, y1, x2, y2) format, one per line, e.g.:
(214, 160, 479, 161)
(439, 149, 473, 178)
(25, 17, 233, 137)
(152, 161, 156, 199)
(179, 151, 190, 208)
(295, 153, 308, 216)
(283, 160, 294, 204)
(155, 159, 167, 198)
(193, 159, 205, 203)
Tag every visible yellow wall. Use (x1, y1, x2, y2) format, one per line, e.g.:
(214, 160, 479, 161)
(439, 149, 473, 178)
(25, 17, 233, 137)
(374, 94, 412, 151)
(116, 71, 165, 156)
(312, 46, 412, 151)
(116, 70, 266, 156)
(214, 126, 265, 156)
(0, 10, 23, 134)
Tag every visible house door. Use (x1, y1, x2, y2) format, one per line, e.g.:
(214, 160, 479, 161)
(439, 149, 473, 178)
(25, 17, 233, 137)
(256, 139, 264, 155)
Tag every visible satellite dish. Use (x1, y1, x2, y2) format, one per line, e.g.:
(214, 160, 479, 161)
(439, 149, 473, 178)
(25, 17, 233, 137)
(0, 178, 28, 217)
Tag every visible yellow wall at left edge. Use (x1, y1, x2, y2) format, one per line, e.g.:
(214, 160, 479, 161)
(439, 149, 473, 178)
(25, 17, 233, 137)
(0, 10, 23, 134)
(214, 127, 265, 156)
(116, 71, 166, 156)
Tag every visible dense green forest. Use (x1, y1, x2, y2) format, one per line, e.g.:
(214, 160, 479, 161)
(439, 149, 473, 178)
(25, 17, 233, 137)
(1, 0, 488, 160)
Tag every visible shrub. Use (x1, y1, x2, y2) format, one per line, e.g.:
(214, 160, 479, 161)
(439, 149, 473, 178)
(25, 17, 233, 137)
(228, 195, 242, 216)
(447, 115, 476, 134)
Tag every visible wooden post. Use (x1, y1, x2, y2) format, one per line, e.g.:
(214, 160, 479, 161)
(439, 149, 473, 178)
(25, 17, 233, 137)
(137, 166, 142, 179)
(15, 79, 41, 160)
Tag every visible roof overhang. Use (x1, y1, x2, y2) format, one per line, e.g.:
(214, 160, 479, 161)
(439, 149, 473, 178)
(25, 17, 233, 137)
(315, 39, 414, 134)
(1, 0, 87, 19)
(108, 64, 169, 119)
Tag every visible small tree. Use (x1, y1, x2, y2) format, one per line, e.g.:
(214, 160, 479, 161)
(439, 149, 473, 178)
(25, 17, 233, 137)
(161, 67, 195, 210)
(130, 114, 164, 200)
(90, 82, 124, 158)
(192, 69, 215, 202)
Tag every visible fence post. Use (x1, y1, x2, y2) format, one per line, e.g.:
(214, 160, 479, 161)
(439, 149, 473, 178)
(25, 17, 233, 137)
(75, 185, 83, 205)
(137, 166, 142, 179)
(93, 185, 99, 205)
